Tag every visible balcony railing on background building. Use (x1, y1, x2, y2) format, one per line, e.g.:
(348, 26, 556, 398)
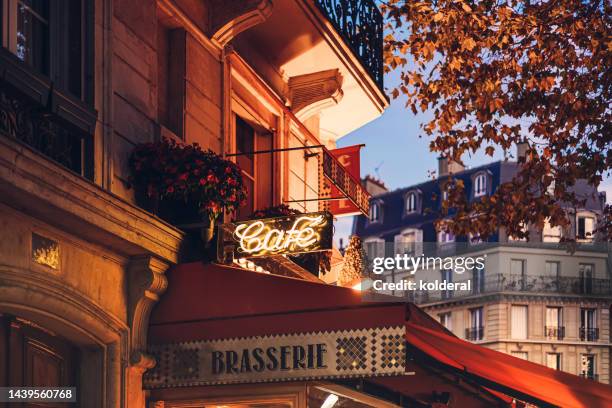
(545, 326, 565, 340)
(315, 0, 384, 88)
(465, 326, 484, 341)
(580, 373, 599, 381)
(407, 274, 611, 304)
(579, 327, 599, 342)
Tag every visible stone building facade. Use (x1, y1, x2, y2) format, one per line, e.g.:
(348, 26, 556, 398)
(0, 0, 386, 406)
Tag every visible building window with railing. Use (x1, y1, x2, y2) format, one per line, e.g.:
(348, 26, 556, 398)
(394, 228, 422, 256)
(580, 354, 596, 380)
(580, 308, 598, 341)
(439, 312, 452, 331)
(511, 305, 528, 340)
(510, 259, 526, 289)
(472, 265, 485, 294)
(441, 269, 453, 299)
(579, 263, 594, 294)
(546, 353, 562, 370)
(576, 214, 595, 241)
(545, 307, 564, 340)
(466, 307, 484, 341)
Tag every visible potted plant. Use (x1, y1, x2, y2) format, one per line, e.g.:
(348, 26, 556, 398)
(128, 138, 247, 246)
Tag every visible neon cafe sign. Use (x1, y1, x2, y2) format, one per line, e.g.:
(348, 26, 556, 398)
(222, 212, 333, 259)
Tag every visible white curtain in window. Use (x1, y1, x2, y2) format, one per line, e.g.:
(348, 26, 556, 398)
(546, 353, 560, 370)
(546, 307, 561, 327)
(511, 305, 528, 339)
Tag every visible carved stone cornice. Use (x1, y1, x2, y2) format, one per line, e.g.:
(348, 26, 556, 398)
(209, 0, 273, 47)
(288, 69, 344, 121)
(128, 255, 169, 370)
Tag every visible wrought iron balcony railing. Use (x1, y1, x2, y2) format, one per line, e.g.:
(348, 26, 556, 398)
(465, 326, 484, 341)
(579, 327, 599, 342)
(409, 274, 611, 304)
(544, 326, 565, 340)
(580, 373, 598, 381)
(315, 0, 384, 89)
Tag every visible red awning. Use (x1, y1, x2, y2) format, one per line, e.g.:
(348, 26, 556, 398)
(149, 262, 611, 408)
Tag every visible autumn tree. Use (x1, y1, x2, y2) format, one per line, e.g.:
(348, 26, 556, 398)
(382, 0, 611, 240)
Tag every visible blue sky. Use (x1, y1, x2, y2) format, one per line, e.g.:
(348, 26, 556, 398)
(333, 77, 612, 247)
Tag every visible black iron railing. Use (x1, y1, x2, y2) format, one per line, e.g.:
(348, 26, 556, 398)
(465, 326, 484, 341)
(315, 0, 384, 89)
(409, 274, 611, 304)
(545, 326, 565, 340)
(579, 327, 599, 342)
(580, 373, 598, 381)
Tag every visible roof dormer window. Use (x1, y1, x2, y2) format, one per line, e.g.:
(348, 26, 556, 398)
(474, 173, 487, 197)
(369, 201, 382, 223)
(406, 192, 417, 214)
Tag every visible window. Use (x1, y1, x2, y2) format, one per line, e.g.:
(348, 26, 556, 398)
(1, 0, 92, 101)
(441, 269, 453, 299)
(364, 237, 385, 260)
(437, 230, 455, 245)
(545, 261, 560, 291)
(234, 117, 273, 220)
(509, 223, 528, 241)
(369, 201, 381, 223)
(472, 265, 485, 294)
(511, 305, 528, 339)
(546, 353, 562, 370)
(439, 312, 452, 331)
(545, 307, 564, 339)
(510, 259, 526, 289)
(157, 23, 186, 137)
(577, 215, 595, 240)
(580, 355, 596, 380)
(543, 219, 562, 242)
(474, 173, 487, 197)
(579, 264, 594, 294)
(405, 192, 417, 213)
(394, 229, 422, 256)
(511, 351, 528, 361)
(580, 308, 598, 341)
(466, 307, 484, 340)
(469, 232, 483, 245)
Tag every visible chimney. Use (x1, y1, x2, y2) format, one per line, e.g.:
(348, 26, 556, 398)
(362, 175, 388, 196)
(438, 156, 465, 177)
(517, 141, 530, 161)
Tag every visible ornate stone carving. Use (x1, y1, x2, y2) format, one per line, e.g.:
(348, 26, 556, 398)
(288, 69, 344, 121)
(209, 0, 273, 47)
(128, 256, 169, 369)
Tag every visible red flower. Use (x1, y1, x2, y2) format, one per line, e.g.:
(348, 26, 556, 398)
(166, 186, 174, 193)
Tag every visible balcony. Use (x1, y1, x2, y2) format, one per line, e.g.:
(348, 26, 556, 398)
(314, 0, 383, 88)
(580, 373, 599, 381)
(411, 274, 611, 304)
(545, 326, 565, 340)
(465, 326, 484, 341)
(579, 327, 599, 342)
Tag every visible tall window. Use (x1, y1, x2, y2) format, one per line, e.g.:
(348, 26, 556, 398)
(474, 173, 487, 197)
(157, 24, 185, 137)
(546, 353, 562, 370)
(439, 312, 452, 331)
(545, 307, 564, 339)
(580, 355, 596, 380)
(580, 308, 598, 341)
(511, 305, 528, 339)
(369, 202, 381, 223)
(472, 265, 485, 294)
(543, 220, 562, 242)
(437, 230, 455, 245)
(234, 117, 273, 220)
(441, 269, 452, 299)
(510, 259, 526, 289)
(511, 351, 528, 360)
(579, 264, 594, 294)
(405, 192, 417, 213)
(1, 0, 92, 101)
(467, 307, 484, 341)
(394, 229, 421, 256)
(577, 215, 595, 240)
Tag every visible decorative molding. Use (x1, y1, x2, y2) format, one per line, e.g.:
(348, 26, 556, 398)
(209, 0, 273, 47)
(288, 69, 343, 121)
(128, 256, 169, 370)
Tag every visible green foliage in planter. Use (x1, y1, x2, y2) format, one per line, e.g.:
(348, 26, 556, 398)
(250, 204, 331, 276)
(128, 138, 247, 221)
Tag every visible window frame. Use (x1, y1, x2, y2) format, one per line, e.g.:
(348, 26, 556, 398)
(404, 191, 418, 214)
(473, 172, 488, 198)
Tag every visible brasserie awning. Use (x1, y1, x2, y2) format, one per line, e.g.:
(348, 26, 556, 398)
(148, 262, 611, 408)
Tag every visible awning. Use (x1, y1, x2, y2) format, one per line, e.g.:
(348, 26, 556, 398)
(149, 262, 611, 408)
